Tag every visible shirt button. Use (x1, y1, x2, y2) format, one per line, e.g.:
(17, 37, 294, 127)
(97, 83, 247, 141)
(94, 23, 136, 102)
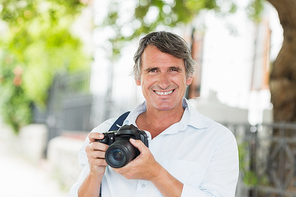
(141, 184, 146, 188)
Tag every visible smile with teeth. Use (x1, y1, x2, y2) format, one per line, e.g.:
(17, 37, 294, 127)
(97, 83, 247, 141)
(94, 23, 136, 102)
(154, 90, 174, 95)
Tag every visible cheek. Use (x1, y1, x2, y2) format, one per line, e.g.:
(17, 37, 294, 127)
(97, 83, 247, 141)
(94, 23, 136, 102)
(172, 75, 188, 86)
(142, 76, 156, 88)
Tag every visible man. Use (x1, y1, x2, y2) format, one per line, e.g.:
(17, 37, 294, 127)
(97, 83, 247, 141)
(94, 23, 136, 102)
(70, 31, 239, 197)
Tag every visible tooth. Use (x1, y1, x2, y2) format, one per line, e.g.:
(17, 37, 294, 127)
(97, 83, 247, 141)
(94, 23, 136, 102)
(155, 90, 173, 95)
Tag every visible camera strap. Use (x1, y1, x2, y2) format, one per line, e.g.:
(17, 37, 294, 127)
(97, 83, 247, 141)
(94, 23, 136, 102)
(108, 111, 131, 131)
(99, 111, 130, 197)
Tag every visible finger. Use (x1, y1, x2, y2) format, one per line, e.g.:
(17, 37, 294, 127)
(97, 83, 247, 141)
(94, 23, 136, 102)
(87, 151, 108, 168)
(86, 142, 108, 152)
(89, 150, 106, 159)
(89, 132, 105, 142)
(89, 157, 108, 167)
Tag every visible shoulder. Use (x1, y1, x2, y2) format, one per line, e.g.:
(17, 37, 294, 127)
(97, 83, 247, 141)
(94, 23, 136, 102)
(91, 118, 117, 133)
(188, 102, 236, 143)
(203, 114, 236, 142)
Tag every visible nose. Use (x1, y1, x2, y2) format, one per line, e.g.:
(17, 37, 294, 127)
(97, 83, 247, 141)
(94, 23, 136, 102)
(158, 73, 170, 89)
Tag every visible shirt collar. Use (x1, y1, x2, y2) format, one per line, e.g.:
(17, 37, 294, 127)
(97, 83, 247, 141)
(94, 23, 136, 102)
(185, 98, 208, 130)
(123, 101, 146, 126)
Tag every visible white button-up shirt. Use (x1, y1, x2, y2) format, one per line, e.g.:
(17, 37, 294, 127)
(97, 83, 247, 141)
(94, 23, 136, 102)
(69, 99, 239, 197)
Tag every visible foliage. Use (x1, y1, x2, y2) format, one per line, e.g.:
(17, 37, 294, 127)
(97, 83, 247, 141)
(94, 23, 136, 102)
(100, 0, 264, 60)
(238, 142, 259, 186)
(0, 0, 90, 134)
(247, 0, 264, 22)
(238, 142, 268, 186)
(0, 53, 31, 134)
(100, 0, 196, 60)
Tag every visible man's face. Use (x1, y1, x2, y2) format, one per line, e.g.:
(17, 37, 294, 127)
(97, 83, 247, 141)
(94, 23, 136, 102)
(135, 45, 193, 112)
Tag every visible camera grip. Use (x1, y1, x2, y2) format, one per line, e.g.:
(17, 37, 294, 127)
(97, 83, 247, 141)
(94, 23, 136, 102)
(96, 137, 108, 144)
(95, 132, 116, 145)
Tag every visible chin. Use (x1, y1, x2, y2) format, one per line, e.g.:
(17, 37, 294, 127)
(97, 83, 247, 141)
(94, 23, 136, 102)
(154, 104, 175, 111)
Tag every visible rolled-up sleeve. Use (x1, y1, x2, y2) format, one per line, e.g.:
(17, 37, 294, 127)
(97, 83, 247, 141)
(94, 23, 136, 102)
(69, 138, 90, 197)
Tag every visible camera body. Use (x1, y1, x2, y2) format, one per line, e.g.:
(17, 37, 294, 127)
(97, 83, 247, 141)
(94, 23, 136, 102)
(97, 124, 149, 168)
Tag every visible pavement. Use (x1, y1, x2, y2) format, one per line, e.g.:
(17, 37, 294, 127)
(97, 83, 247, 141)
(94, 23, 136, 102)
(0, 123, 69, 197)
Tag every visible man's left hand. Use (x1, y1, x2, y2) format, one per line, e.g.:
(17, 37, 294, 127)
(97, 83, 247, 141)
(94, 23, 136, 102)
(113, 138, 161, 181)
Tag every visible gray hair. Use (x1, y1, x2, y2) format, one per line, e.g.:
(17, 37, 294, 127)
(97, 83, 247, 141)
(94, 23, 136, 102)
(133, 31, 195, 80)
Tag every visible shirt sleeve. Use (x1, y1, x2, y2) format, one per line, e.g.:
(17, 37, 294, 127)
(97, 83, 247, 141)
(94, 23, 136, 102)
(68, 118, 116, 197)
(181, 129, 239, 197)
(68, 138, 90, 197)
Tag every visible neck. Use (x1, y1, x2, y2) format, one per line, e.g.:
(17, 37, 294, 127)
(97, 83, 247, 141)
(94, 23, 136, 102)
(136, 105, 185, 139)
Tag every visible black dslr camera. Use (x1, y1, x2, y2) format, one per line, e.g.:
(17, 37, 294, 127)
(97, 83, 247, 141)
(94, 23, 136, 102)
(97, 124, 149, 168)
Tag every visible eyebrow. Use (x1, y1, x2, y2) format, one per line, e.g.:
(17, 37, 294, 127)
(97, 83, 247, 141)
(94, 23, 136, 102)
(170, 66, 182, 71)
(144, 67, 158, 72)
(144, 66, 182, 72)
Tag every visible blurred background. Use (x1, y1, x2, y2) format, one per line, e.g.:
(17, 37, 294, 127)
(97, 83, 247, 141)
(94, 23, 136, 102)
(0, 0, 295, 196)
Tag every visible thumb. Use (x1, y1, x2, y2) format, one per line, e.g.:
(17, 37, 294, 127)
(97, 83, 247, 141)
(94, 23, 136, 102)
(130, 138, 147, 153)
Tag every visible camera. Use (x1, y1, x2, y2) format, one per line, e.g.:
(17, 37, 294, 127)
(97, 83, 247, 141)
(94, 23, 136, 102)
(97, 124, 149, 168)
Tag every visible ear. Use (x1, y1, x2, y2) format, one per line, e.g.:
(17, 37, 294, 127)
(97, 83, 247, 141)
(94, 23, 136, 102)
(186, 76, 193, 86)
(135, 78, 141, 86)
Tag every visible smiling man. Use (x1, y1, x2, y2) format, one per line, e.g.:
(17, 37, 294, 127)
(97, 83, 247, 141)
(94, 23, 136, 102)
(69, 31, 239, 197)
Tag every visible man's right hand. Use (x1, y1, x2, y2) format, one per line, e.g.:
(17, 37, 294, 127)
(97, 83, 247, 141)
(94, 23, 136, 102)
(85, 132, 109, 177)
(78, 132, 109, 197)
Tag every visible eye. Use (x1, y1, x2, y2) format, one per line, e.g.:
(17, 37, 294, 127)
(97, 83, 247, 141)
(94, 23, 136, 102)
(170, 67, 180, 72)
(148, 68, 158, 73)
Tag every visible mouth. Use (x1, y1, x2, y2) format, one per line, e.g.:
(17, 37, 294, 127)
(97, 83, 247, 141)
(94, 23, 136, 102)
(154, 90, 174, 96)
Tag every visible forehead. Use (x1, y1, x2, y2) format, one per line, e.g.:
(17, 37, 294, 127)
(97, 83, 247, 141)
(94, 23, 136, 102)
(141, 45, 185, 69)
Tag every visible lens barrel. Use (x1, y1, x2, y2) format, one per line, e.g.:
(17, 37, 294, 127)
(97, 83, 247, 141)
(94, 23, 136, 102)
(105, 140, 137, 168)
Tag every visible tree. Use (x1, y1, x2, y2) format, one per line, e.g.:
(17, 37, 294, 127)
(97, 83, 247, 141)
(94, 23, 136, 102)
(99, 0, 237, 118)
(100, 0, 296, 194)
(265, 1, 296, 195)
(100, 0, 237, 59)
(101, 0, 296, 123)
(0, 0, 91, 133)
(267, 0, 296, 122)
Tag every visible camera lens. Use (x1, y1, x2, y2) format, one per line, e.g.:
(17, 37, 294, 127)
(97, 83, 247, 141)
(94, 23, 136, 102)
(112, 149, 124, 161)
(105, 140, 136, 168)
(109, 148, 126, 163)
